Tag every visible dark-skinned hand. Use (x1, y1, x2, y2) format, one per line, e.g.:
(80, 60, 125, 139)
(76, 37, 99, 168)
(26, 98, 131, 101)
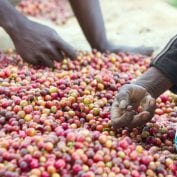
(10, 20, 76, 67)
(111, 84, 156, 129)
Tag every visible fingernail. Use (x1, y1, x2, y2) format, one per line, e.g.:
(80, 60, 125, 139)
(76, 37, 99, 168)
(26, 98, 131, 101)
(119, 100, 127, 109)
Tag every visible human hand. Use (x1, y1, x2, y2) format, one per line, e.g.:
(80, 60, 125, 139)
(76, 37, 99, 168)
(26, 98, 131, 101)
(10, 20, 76, 67)
(111, 84, 156, 129)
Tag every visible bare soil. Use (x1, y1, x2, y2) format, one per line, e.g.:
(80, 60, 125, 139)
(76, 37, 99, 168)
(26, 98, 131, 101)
(1, 0, 177, 56)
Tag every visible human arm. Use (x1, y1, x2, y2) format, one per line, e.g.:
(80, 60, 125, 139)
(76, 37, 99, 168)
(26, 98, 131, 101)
(0, 0, 76, 67)
(110, 34, 177, 129)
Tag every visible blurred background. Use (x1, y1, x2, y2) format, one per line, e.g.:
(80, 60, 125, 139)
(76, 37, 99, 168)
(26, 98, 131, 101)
(2, 0, 177, 55)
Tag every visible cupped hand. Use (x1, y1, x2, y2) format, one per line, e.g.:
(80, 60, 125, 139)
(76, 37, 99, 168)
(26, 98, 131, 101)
(111, 84, 156, 129)
(11, 20, 76, 67)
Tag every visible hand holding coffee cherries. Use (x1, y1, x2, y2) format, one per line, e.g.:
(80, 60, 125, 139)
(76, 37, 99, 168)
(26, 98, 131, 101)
(111, 67, 173, 129)
(111, 84, 156, 129)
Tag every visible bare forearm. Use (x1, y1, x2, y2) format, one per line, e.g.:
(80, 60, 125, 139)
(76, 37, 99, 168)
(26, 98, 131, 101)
(69, 0, 107, 49)
(133, 67, 173, 98)
(0, 0, 26, 37)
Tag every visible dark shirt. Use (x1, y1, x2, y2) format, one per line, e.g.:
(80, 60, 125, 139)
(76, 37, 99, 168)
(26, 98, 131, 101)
(151, 34, 177, 93)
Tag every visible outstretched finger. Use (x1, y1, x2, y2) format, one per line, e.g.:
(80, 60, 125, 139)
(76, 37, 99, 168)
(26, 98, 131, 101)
(55, 51, 64, 62)
(38, 56, 54, 68)
(56, 38, 77, 59)
(45, 48, 64, 62)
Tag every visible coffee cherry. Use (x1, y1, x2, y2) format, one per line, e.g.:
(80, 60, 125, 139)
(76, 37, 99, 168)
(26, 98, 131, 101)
(18, 0, 73, 24)
(0, 50, 176, 177)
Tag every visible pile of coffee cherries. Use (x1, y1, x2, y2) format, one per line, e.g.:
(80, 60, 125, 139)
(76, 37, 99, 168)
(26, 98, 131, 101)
(17, 0, 73, 24)
(0, 50, 177, 177)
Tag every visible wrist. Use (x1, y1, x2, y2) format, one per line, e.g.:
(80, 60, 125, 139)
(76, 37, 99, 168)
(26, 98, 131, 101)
(4, 13, 28, 38)
(0, 0, 28, 37)
(90, 37, 109, 51)
(132, 67, 173, 98)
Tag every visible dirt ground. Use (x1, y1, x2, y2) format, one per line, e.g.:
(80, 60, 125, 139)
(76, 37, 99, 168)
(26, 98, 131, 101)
(1, 0, 177, 56)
